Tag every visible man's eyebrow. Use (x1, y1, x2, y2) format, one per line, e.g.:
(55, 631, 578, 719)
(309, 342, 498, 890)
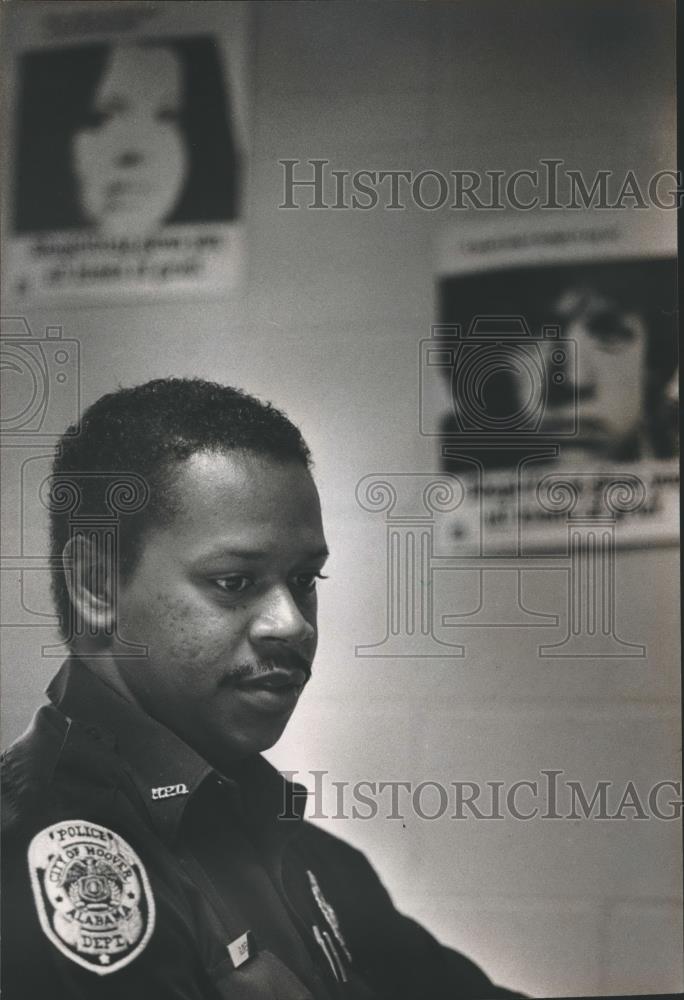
(195, 545, 330, 563)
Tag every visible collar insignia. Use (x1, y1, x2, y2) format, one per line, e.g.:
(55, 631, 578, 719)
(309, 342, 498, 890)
(150, 783, 189, 800)
(28, 820, 155, 975)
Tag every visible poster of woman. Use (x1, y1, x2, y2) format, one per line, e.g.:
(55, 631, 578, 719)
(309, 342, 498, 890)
(5, 6, 247, 303)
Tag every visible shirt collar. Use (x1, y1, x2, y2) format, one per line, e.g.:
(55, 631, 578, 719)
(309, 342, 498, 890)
(46, 657, 308, 844)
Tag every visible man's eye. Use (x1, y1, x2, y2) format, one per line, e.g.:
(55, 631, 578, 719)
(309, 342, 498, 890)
(214, 576, 252, 594)
(292, 573, 328, 594)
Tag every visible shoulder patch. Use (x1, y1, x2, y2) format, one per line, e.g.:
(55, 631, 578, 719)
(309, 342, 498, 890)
(27, 820, 155, 975)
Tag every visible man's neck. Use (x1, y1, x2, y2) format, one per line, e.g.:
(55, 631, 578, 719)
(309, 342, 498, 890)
(70, 642, 147, 710)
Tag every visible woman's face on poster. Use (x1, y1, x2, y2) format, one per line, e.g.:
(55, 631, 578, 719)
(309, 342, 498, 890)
(71, 45, 189, 238)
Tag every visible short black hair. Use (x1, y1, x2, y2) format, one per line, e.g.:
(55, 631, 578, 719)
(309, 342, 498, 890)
(49, 378, 312, 641)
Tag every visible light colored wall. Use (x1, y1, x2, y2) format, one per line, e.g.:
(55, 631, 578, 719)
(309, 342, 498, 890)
(1, 2, 680, 997)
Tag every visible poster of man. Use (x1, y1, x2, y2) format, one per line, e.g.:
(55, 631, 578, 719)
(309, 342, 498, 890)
(427, 215, 678, 551)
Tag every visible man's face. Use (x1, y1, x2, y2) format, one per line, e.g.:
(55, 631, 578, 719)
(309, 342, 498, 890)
(112, 451, 327, 767)
(544, 287, 648, 458)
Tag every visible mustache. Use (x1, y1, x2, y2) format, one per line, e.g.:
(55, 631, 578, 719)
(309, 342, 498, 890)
(220, 654, 313, 687)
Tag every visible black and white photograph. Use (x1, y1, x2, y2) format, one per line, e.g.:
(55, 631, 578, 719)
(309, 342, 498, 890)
(0, 2, 680, 999)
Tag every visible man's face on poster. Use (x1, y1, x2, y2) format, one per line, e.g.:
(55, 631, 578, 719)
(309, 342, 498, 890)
(71, 44, 189, 238)
(542, 286, 648, 459)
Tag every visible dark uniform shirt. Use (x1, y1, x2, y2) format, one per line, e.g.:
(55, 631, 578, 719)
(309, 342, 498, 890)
(2, 658, 522, 999)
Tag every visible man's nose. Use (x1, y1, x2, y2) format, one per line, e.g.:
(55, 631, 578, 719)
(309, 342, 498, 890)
(249, 585, 315, 646)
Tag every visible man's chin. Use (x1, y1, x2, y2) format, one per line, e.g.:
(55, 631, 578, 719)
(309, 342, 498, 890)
(208, 713, 296, 765)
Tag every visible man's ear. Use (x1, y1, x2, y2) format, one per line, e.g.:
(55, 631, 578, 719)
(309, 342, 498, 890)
(62, 532, 116, 636)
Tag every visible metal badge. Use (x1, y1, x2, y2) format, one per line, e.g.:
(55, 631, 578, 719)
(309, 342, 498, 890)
(28, 820, 156, 975)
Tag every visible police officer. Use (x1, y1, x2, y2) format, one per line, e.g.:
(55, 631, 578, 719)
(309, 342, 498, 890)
(2, 378, 522, 999)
